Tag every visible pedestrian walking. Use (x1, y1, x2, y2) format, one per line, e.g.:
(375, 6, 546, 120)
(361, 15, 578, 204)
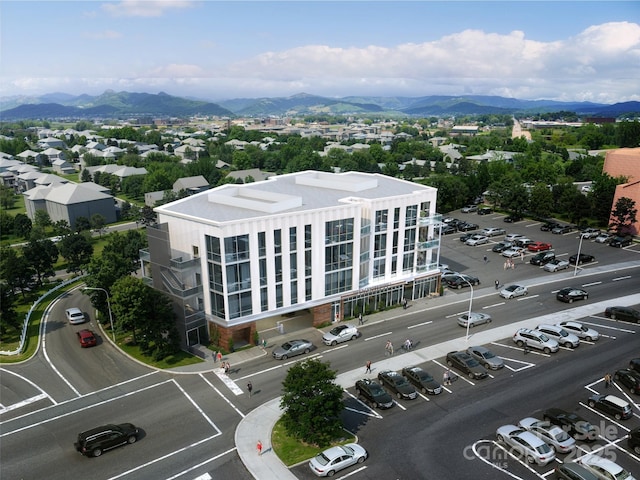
(224, 362, 230, 374)
(483, 255, 488, 264)
(523, 340, 529, 354)
(365, 360, 372, 374)
(511, 258, 516, 269)
(495, 279, 500, 290)
(257, 440, 263, 456)
(216, 351, 222, 363)
(520, 251, 525, 263)
(358, 312, 363, 325)
(604, 373, 612, 388)
(443, 369, 451, 385)
(402, 298, 408, 310)
(247, 381, 253, 397)
(504, 260, 508, 270)
(385, 340, 394, 356)
(213, 350, 219, 363)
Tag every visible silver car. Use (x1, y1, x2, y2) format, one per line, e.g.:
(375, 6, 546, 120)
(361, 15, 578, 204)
(272, 339, 313, 360)
(579, 455, 637, 480)
(65, 307, 86, 324)
(467, 346, 504, 370)
(556, 321, 599, 341)
(535, 324, 580, 348)
(308, 443, 368, 477)
(457, 312, 492, 328)
(517, 417, 576, 454)
(322, 324, 359, 346)
(465, 234, 489, 246)
(500, 284, 528, 299)
(496, 424, 556, 465)
(543, 258, 570, 272)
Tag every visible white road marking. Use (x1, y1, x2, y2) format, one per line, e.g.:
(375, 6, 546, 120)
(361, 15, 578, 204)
(483, 302, 505, 309)
(364, 332, 393, 341)
(582, 281, 602, 287)
(612, 275, 632, 281)
(408, 320, 433, 329)
(517, 294, 538, 301)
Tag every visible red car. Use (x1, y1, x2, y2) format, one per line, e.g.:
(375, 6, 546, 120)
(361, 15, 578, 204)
(77, 329, 97, 348)
(528, 241, 552, 252)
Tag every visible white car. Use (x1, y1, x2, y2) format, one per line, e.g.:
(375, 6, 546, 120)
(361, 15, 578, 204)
(579, 455, 637, 480)
(505, 233, 524, 242)
(457, 312, 492, 328)
(556, 321, 599, 341)
(500, 284, 528, 299)
(517, 417, 576, 454)
(535, 324, 580, 348)
(322, 324, 359, 346)
(502, 247, 524, 258)
(482, 227, 506, 237)
(465, 235, 489, 246)
(496, 424, 556, 466)
(581, 228, 600, 239)
(65, 307, 85, 324)
(543, 259, 570, 272)
(594, 233, 612, 244)
(308, 443, 368, 477)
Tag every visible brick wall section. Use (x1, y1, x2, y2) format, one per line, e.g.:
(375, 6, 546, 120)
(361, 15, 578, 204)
(603, 148, 640, 236)
(312, 303, 333, 327)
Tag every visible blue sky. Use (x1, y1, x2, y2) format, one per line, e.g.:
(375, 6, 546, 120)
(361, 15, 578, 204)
(1, 1, 639, 103)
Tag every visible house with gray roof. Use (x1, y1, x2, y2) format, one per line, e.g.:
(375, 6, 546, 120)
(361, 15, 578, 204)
(173, 176, 209, 194)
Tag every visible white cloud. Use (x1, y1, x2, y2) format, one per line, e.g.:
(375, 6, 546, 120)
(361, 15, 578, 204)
(82, 30, 123, 40)
(101, 0, 195, 17)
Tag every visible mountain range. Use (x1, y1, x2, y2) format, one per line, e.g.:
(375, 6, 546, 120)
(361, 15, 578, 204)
(1, 90, 639, 120)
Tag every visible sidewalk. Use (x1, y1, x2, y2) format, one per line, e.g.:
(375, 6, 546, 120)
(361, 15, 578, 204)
(174, 260, 640, 479)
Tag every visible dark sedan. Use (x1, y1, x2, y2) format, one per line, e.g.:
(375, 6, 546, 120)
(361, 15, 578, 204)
(556, 287, 589, 304)
(492, 241, 512, 253)
(458, 222, 479, 232)
(540, 222, 561, 231)
(377, 370, 418, 400)
(609, 235, 632, 248)
(446, 351, 488, 380)
(543, 408, 597, 441)
(614, 369, 640, 395)
(442, 274, 480, 289)
(569, 253, 595, 265)
(552, 225, 573, 234)
(604, 306, 640, 323)
(441, 225, 457, 235)
(530, 251, 555, 266)
(401, 366, 442, 395)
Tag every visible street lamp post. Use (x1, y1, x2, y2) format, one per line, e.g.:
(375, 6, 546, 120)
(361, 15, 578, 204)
(83, 287, 115, 342)
(573, 234, 584, 277)
(451, 274, 474, 343)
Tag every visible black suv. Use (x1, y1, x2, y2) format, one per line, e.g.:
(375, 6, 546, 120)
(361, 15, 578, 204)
(629, 427, 640, 455)
(604, 306, 640, 323)
(587, 394, 632, 420)
(377, 370, 417, 400)
(609, 235, 632, 248)
(530, 251, 555, 266)
(75, 423, 139, 457)
(614, 369, 640, 395)
(543, 408, 597, 441)
(355, 379, 393, 409)
(477, 207, 493, 215)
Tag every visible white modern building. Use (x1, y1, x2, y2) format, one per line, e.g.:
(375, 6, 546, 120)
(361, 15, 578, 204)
(141, 171, 442, 349)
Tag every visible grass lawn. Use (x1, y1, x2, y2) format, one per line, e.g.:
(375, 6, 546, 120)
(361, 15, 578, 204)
(271, 418, 356, 467)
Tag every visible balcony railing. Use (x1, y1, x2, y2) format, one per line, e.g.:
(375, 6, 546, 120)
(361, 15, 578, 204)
(417, 239, 439, 250)
(418, 213, 443, 227)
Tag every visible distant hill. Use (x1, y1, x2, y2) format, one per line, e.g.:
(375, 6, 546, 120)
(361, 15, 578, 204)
(1, 90, 638, 119)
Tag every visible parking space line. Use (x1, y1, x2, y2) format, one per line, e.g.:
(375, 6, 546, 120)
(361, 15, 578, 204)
(343, 390, 383, 418)
(431, 359, 475, 385)
(579, 401, 631, 432)
(490, 342, 551, 358)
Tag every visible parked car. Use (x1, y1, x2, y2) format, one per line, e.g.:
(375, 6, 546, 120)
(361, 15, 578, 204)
(610, 235, 633, 248)
(552, 225, 573, 234)
(579, 455, 637, 480)
(513, 328, 559, 354)
(502, 246, 525, 258)
(543, 408, 597, 441)
(354, 378, 394, 409)
(594, 232, 612, 243)
(581, 228, 601, 239)
(569, 253, 595, 265)
(587, 394, 632, 420)
(543, 258, 570, 272)
(535, 324, 580, 348)
(457, 312, 492, 328)
(630, 358, 640, 373)
(504, 215, 523, 223)
(446, 351, 488, 379)
(377, 370, 418, 400)
(505, 233, 525, 242)
(517, 417, 576, 454)
(530, 251, 555, 266)
(527, 241, 552, 252)
(466, 345, 504, 370)
(614, 369, 640, 395)
(477, 207, 493, 215)
(308, 443, 367, 477)
(461, 205, 478, 213)
(604, 306, 640, 323)
(556, 321, 599, 341)
(554, 462, 599, 480)
(556, 287, 588, 303)
(322, 324, 359, 346)
(77, 329, 97, 348)
(401, 366, 442, 395)
(442, 274, 480, 289)
(465, 234, 489, 246)
(513, 238, 535, 248)
(500, 284, 528, 299)
(74, 423, 139, 457)
(66, 307, 85, 325)
(272, 339, 314, 360)
(492, 241, 513, 253)
(495, 424, 556, 466)
(458, 222, 479, 232)
(459, 232, 475, 243)
(441, 225, 457, 235)
(482, 227, 506, 237)
(629, 427, 640, 455)
(540, 222, 561, 232)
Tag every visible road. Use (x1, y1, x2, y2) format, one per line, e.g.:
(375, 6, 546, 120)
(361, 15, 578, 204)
(1, 211, 639, 479)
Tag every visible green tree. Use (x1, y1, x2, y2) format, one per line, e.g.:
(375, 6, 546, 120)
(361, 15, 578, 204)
(0, 281, 20, 335)
(0, 184, 16, 209)
(22, 238, 58, 286)
(74, 216, 91, 233)
(529, 183, 554, 219)
(90, 214, 107, 236)
(609, 197, 637, 235)
(589, 173, 621, 226)
(280, 359, 344, 447)
(14, 213, 33, 239)
(58, 233, 93, 274)
(0, 247, 35, 298)
(80, 168, 92, 182)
